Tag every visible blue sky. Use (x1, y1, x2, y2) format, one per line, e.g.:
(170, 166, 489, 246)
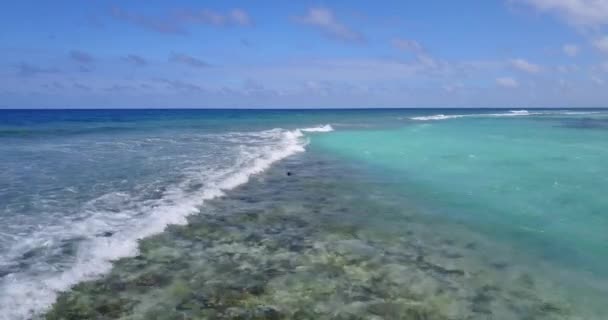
(2, 0, 608, 108)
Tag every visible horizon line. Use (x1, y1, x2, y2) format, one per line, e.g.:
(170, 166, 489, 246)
(2, 107, 608, 111)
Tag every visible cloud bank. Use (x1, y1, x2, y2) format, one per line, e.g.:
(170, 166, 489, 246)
(296, 7, 364, 43)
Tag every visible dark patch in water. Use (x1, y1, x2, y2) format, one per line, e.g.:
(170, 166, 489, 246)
(415, 255, 465, 276)
(443, 251, 463, 259)
(491, 261, 509, 270)
(97, 231, 113, 237)
(441, 239, 455, 246)
(559, 118, 608, 130)
(471, 285, 498, 315)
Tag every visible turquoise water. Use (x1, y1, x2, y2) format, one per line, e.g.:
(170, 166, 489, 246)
(312, 114, 608, 278)
(1, 109, 607, 319)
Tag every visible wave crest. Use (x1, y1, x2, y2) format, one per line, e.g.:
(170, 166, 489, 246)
(409, 109, 608, 121)
(300, 124, 334, 132)
(411, 110, 535, 121)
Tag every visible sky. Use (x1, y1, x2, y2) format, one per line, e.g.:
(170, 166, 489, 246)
(2, 0, 608, 108)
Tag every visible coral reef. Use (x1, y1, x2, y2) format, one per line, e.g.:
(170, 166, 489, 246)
(44, 154, 590, 319)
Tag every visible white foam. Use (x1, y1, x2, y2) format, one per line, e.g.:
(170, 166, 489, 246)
(300, 124, 334, 132)
(410, 110, 538, 121)
(0, 126, 333, 320)
(409, 109, 608, 121)
(491, 110, 537, 117)
(410, 114, 465, 121)
(508, 110, 530, 115)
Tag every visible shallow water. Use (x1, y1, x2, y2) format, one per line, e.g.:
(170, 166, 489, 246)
(43, 151, 604, 319)
(0, 109, 607, 319)
(312, 113, 608, 278)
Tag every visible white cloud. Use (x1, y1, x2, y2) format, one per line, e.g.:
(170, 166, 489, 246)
(392, 38, 425, 53)
(510, 58, 541, 73)
(416, 54, 439, 68)
(513, 0, 608, 27)
(443, 83, 464, 93)
(196, 9, 252, 26)
(229, 9, 252, 26)
(556, 64, 580, 73)
(296, 7, 364, 42)
(591, 75, 605, 85)
(198, 9, 226, 25)
(496, 77, 520, 88)
(170, 53, 210, 68)
(391, 38, 441, 69)
(593, 36, 608, 53)
(111, 7, 253, 34)
(562, 44, 580, 56)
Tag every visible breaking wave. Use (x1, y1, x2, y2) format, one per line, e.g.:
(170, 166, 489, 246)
(300, 124, 334, 132)
(410, 110, 536, 121)
(410, 109, 608, 121)
(0, 125, 333, 320)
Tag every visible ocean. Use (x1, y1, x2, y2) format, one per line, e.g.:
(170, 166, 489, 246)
(0, 109, 607, 319)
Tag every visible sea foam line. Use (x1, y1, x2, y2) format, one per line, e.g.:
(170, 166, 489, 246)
(409, 109, 608, 121)
(0, 125, 332, 320)
(410, 110, 535, 121)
